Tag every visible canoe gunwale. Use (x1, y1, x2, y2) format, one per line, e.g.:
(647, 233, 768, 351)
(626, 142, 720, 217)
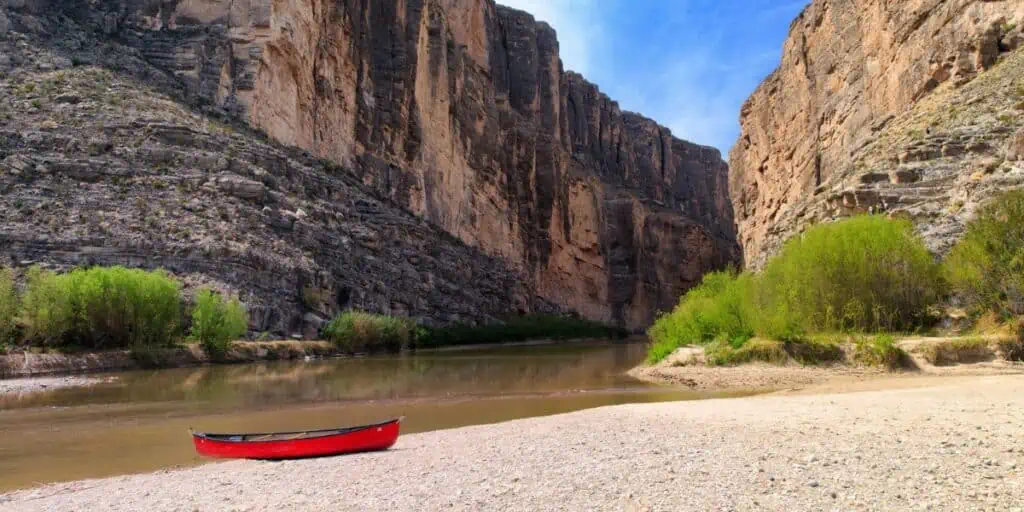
(191, 418, 403, 444)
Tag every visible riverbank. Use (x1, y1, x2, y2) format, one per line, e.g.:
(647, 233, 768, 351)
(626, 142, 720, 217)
(0, 375, 114, 395)
(0, 340, 338, 380)
(2, 375, 1021, 511)
(0, 337, 631, 389)
(631, 335, 1024, 391)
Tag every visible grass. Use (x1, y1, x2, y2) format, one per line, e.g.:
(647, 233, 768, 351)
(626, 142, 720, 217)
(920, 337, 994, 366)
(323, 311, 418, 353)
(704, 338, 788, 366)
(784, 336, 845, 365)
(190, 289, 248, 359)
(647, 216, 943, 363)
(853, 334, 905, 369)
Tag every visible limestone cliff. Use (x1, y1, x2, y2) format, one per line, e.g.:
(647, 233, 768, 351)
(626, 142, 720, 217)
(731, 0, 1024, 269)
(1, 0, 739, 329)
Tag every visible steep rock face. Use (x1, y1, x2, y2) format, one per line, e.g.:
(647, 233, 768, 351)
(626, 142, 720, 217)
(0, 5, 560, 336)
(35, 0, 739, 327)
(731, 0, 1024, 268)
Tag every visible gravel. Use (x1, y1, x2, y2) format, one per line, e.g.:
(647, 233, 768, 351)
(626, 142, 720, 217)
(2, 375, 1023, 511)
(0, 376, 110, 395)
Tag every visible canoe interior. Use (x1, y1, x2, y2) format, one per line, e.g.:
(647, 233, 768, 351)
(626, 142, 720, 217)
(194, 419, 400, 443)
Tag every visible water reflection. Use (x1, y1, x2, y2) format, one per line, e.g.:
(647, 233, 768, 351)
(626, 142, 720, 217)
(0, 341, 744, 492)
(2, 342, 652, 410)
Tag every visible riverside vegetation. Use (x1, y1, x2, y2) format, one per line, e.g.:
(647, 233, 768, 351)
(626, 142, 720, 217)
(0, 266, 246, 359)
(647, 190, 1024, 367)
(323, 311, 629, 354)
(0, 266, 626, 363)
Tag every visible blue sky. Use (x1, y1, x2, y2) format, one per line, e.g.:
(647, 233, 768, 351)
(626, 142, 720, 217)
(498, 0, 809, 155)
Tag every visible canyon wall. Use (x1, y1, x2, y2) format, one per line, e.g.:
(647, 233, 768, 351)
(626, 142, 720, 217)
(731, 0, 1024, 268)
(34, 0, 738, 327)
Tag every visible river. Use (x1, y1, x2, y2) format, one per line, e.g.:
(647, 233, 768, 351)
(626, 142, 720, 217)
(0, 341, 744, 491)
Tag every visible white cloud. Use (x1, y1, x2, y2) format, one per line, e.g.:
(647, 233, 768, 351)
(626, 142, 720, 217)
(496, 0, 803, 154)
(497, 0, 600, 75)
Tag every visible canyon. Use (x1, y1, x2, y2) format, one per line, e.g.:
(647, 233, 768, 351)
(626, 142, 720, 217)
(731, 0, 1024, 268)
(0, 0, 739, 332)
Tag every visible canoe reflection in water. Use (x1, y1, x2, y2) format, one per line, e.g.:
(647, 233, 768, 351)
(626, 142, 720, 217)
(191, 418, 402, 460)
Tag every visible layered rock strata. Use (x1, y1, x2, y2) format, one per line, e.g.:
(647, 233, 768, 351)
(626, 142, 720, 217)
(731, 0, 1024, 268)
(1, 0, 739, 329)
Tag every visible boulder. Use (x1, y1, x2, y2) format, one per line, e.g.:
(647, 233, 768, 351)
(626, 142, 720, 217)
(216, 175, 266, 202)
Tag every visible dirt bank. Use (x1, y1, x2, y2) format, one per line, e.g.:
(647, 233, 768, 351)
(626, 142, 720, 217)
(0, 340, 337, 380)
(632, 336, 1024, 392)
(1, 375, 1021, 511)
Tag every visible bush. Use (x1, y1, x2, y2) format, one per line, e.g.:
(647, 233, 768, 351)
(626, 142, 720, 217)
(854, 334, 905, 368)
(324, 311, 417, 353)
(645, 216, 943, 363)
(784, 336, 845, 365)
(20, 266, 182, 349)
(756, 216, 943, 334)
(190, 289, 248, 358)
(945, 189, 1024, 318)
(646, 271, 755, 362)
(704, 337, 787, 366)
(418, 315, 627, 349)
(0, 268, 17, 345)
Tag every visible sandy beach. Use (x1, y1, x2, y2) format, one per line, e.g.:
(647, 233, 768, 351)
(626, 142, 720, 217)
(2, 374, 1022, 511)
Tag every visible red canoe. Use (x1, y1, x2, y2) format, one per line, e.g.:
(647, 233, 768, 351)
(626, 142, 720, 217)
(191, 418, 402, 460)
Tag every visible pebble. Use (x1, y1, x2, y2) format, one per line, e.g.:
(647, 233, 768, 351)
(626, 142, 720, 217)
(2, 376, 1024, 511)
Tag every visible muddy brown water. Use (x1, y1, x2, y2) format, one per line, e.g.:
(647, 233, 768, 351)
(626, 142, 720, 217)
(0, 341, 746, 492)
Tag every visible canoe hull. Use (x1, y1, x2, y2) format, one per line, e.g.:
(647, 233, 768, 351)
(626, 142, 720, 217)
(192, 419, 401, 460)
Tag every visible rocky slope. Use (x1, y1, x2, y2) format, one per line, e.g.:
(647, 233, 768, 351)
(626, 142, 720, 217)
(731, 0, 1024, 268)
(0, 0, 738, 330)
(0, 10, 564, 336)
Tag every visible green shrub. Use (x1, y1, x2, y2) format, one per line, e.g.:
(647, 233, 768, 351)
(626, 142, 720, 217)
(190, 289, 248, 358)
(0, 268, 17, 344)
(854, 334, 905, 368)
(20, 266, 182, 349)
(419, 315, 627, 349)
(704, 338, 787, 366)
(755, 216, 943, 334)
(945, 189, 1024, 318)
(646, 271, 755, 362)
(324, 311, 416, 353)
(645, 216, 944, 364)
(784, 336, 845, 365)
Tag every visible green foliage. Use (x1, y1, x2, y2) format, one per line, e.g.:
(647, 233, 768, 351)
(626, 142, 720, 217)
(190, 289, 248, 359)
(646, 271, 755, 362)
(20, 266, 182, 349)
(0, 268, 18, 344)
(854, 334, 905, 368)
(418, 315, 628, 349)
(998, 326, 1024, 361)
(704, 338, 787, 367)
(756, 216, 942, 334)
(647, 216, 941, 363)
(324, 311, 417, 353)
(945, 189, 1024, 318)
(785, 336, 845, 365)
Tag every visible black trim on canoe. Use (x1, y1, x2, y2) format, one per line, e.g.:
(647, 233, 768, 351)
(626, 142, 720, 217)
(191, 418, 403, 443)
